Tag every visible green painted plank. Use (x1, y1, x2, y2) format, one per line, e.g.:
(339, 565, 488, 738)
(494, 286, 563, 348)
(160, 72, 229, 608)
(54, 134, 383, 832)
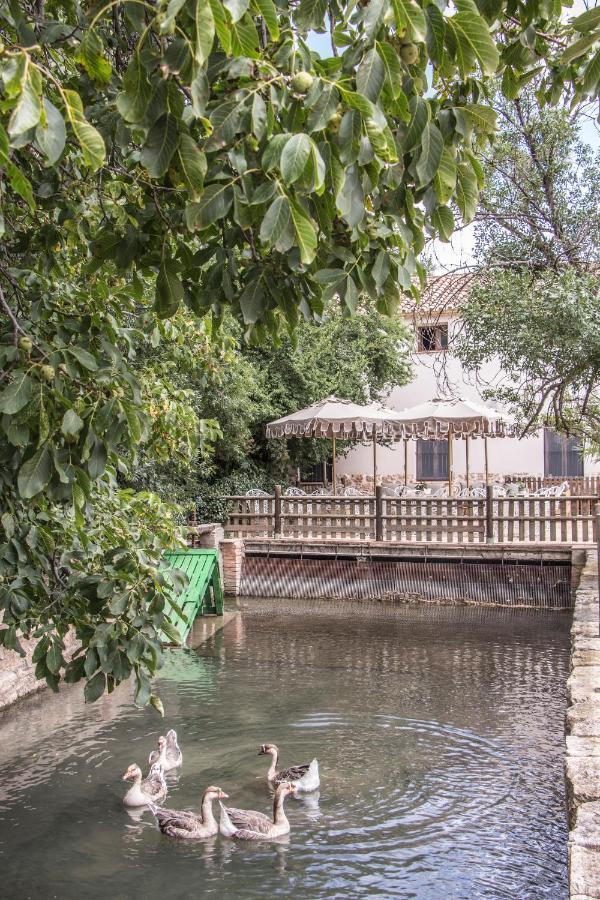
(160, 549, 223, 644)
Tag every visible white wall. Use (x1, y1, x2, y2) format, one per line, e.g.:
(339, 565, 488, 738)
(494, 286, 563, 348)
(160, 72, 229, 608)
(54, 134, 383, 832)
(337, 317, 600, 483)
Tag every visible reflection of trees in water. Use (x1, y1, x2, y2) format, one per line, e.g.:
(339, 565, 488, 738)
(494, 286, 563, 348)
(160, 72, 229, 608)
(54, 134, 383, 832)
(214, 600, 569, 745)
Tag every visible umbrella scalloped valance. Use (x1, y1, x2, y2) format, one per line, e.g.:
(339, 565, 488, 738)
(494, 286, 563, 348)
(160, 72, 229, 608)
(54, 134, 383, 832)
(265, 396, 405, 440)
(393, 398, 514, 440)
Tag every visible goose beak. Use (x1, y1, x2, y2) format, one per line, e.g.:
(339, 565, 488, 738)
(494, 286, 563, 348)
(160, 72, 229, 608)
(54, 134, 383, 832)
(257, 749, 266, 756)
(219, 790, 229, 799)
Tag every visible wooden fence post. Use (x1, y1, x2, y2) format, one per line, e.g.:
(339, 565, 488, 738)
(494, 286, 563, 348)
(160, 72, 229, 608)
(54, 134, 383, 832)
(375, 484, 384, 541)
(485, 484, 494, 544)
(274, 485, 282, 537)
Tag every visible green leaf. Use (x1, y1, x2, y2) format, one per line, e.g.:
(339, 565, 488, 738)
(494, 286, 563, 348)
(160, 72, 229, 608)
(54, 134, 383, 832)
(295, 0, 328, 31)
(338, 110, 362, 165)
(253, 0, 280, 40)
(155, 263, 184, 318)
(194, 0, 215, 65)
(431, 204, 455, 241)
(76, 28, 112, 84)
(416, 123, 443, 186)
(35, 98, 66, 164)
(18, 445, 52, 499)
(69, 346, 98, 370)
(6, 162, 34, 212)
(425, 3, 445, 65)
(116, 52, 152, 123)
(363, 0, 387, 41)
(150, 694, 165, 717)
(8, 74, 41, 138)
(280, 133, 312, 184)
(230, 13, 260, 58)
(84, 670, 106, 703)
(404, 96, 429, 151)
(209, 0, 232, 54)
(260, 195, 291, 245)
(356, 47, 385, 103)
(561, 30, 600, 65)
(251, 93, 267, 140)
(456, 163, 478, 223)
(289, 202, 318, 264)
(224, 0, 249, 21)
(343, 274, 358, 312)
(141, 113, 179, 177)
(391, 0, 427, 42)
(207, 100, 244, 149)
(434, 145, 457, 203)
(0, 372, 32, 414)
(61, 408, 84, 438)
(376, 41, 403, 98)
(572, 7, 600, 34)
(46, 642, 64, 675)
(336, 164, 364, 227)
(306, 83, 339, 131)
(583, 48, 600, 95)
(176, 134, 206, 200)
(62, 90, 105, 172)
(446, 6, 500, 78)
(185, 182, 234, 230)
(239, 277, 266, 323)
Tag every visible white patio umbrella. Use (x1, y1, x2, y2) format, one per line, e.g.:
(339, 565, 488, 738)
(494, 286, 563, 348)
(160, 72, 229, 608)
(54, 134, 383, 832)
(265, 395, 404, 494)
(393, 397, 514, 495)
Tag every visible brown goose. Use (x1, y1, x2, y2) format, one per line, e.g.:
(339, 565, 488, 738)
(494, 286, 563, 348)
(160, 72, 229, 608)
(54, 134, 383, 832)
(122, 762, 167, 808)
(149, 786, 228, 839)
(259, 743, 320, 792)
(219, 782, 297, 840)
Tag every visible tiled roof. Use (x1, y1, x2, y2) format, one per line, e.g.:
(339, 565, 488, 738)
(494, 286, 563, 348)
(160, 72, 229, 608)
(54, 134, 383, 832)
(401, 271, 477, 319)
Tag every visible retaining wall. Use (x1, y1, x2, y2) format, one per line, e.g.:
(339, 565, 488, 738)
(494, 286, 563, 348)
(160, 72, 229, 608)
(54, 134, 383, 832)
(566, 548, 600, 898)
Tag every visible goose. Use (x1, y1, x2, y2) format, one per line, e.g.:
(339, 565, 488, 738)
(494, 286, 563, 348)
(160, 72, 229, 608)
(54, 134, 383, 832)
(122, 762, 167, 808)
(148, 786, 228, 839)
(149, 730, 182, 772)
(258, 743, 320, 792)
(219, 783, 297, 840)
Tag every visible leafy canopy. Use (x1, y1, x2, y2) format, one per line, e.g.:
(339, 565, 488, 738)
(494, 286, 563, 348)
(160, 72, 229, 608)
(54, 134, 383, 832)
(1, 0, 599, 706)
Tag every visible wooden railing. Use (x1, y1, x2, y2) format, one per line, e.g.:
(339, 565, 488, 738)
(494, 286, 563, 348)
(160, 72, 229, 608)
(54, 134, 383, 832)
(221, 487, 600, 544)
(505, 475, 600, 496)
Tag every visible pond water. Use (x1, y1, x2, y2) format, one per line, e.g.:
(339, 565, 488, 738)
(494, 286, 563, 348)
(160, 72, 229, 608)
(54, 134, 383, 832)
(0, 600, 569, 899)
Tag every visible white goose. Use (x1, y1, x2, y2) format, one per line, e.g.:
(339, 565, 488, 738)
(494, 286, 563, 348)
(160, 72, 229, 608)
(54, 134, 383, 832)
(122, 762, 167, 808)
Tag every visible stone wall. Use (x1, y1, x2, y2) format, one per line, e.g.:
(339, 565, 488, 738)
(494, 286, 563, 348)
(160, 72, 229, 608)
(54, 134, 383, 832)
(0, 630, 78, 711)
(566, 548, 600, 898)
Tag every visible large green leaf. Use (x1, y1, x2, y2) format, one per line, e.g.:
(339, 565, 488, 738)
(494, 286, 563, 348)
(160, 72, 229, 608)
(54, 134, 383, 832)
(307, 83, 340, 131)
(403, 96, 429, 151)
(176, 134, 207, 200)
(356, 47, 385, 102)
(185, 183, 234, 229)
(571, 7, 600, 34)
(289, 202, 318, 264)
(230, 13, 260, 58)
(116, 52, 152, 123)
(35, 98, 66, 164)
(445, 4, 500, 78)
(336, 164, 364, 227)
(260, 195, 291, 245)
(432, 204, 455, 241)
(155, 262, 184, 318)
(295, 0, 328, 31)
(376, 41, 403, 98)
(456, 163, 479, 223)
(84, 671, 106, 703)
(280, 133, 312, 184)
(363, 0, 387, 42)
(209, 0, 232, 53)
(8, 75, 41, 138)
(433, 145, 457, 203)
(253, 0, 280, 40)
(561, 30, 600, 65)
(7, 162, 34, 212)
(76, 28, 112, 84)
(18, 445, 52, 499)
(141, 113, 179, 177)
(194, 0, 215, 64)
(0, 372, 32, 414)
(416, 123, 443, 186)
(391, 0, 427, 42)
(62, 90, 105, 172)
(239, 277, 266, 323)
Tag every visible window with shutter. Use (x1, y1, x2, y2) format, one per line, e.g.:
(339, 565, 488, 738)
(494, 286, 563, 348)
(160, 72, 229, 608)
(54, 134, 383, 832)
(544, 429, 583, 477)
(416, 439, 449, 480)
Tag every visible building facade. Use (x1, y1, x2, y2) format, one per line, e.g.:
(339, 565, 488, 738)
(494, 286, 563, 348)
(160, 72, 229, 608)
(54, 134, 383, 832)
(336, 273, 600, 487)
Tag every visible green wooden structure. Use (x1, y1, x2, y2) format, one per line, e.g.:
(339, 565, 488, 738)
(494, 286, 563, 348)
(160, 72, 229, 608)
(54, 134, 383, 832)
(161, 549, 223, 644)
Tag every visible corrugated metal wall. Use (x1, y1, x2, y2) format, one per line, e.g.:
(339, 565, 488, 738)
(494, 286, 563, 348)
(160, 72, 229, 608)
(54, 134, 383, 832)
(240, 555, 572, 609)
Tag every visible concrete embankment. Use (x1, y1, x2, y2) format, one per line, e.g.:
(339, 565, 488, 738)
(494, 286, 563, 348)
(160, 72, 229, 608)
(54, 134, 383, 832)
(566, 547, 600, 898)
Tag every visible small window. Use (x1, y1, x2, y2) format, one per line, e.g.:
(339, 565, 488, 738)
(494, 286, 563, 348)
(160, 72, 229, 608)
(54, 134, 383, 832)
(416, 439, 448, 480)
(544, 429, 583, 477)
(417, 324, 448, 352)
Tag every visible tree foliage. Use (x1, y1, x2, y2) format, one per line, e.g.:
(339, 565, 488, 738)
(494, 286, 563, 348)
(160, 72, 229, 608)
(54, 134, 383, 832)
(455, 91, 600, 440)
(1, 0, 599, 705)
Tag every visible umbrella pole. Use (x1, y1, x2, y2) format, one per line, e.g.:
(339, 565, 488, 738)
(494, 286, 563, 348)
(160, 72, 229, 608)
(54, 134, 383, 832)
(373, 434, 377, 491)
(484, 436, 489, 485)
(465, 436, 470, 489)
(404, 438, 408, 486)
(447, 434, 453, 497)
(332, 436, 337, 495)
